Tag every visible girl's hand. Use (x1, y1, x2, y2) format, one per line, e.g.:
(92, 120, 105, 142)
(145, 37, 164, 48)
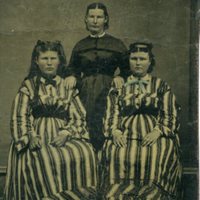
(29, 136, 42, 151)
(65, 76, 77, 90)
(142, 129, 161, 146)
(113, 76, 124, 89)
(51, 130, 71, 147)
(112, 129, 126, 147)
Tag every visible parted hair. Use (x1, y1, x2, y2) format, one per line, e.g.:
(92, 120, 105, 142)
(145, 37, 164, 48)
(85, 2, 109, 31)
(27, 40, 67, 79)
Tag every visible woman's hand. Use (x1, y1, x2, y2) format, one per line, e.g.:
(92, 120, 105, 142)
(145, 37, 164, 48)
(29, 136, 42, 151)
(51, 130, 71, 147)
(112, 129, 126, 147)
(142, 129, 161, 146)
(113, 76, 124, 89)
(65, 76, 77, 90)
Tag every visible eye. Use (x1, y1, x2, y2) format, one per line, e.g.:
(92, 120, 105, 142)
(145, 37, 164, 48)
(41, 57, 48, 60)
(51, 57, 57, 60)
(140, 57, 147, 61)
(130, 57, 137, 61)
(88, 15, 94, 18)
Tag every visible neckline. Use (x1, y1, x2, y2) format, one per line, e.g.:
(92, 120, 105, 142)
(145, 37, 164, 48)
(40, 75, 61, 85)
(90, 32, 106, 38)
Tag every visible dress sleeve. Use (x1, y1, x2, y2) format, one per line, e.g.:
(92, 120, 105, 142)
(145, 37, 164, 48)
(66, 45, 82, 78)
(62, 90, 89, 139)
(117, 40, 129, 78)
(155, 83, 180, 137)
(103, 88, 122, 137)
(10, 84, 36, 152)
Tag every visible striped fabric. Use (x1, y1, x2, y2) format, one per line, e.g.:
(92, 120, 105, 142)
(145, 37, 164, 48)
(102, 74, 182, 199)
(4, 76, 97, 200)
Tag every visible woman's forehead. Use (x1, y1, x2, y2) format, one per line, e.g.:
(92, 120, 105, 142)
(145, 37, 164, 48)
(130, 52, 149, 57)
(87, 8, 105, 16)
(38, 50, 58, 56)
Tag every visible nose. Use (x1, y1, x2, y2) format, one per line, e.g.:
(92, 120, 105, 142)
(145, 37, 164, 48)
(136, 58, 141, 65)
(47, 58, 52, 65)
(93, 17, 97, 24)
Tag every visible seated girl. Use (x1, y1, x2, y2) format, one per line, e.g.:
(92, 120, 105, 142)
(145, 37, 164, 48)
(101, 41, 182, 200)
(4, 40, 97, 200)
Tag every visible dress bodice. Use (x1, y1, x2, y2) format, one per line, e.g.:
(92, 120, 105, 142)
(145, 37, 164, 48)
(68, 34, 128, 77)
(20, 76, 74, 120)
(116, 74, 160, 117)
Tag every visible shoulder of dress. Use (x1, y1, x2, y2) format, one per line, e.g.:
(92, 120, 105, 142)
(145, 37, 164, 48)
(103, 34, 121, 42)
(73, 36, 91, 49)
(155, 77, 170, 87)
(21, 78, 33, 88)
(152, 76, 172, 94)
(18, 79, 31, 95)
(151, 76, 165, 84)
(105, 33, 123, 41)
(104, 34, 127, 50)
(62, 80, 80, 96)
(19, 77, 38, 96)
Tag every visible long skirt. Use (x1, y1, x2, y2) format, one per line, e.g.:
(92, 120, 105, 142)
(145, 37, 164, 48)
(101, 137, 182, 200)
(4, 139, 97, 200)
(79, 74, 112, 151)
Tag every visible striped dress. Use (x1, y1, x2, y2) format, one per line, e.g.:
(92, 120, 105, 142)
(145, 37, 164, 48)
(3, 76, 97, 200)
(101, 74, 182, 199)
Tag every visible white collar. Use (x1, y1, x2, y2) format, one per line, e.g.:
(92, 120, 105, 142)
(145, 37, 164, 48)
(90, 32, 106, 38)
(127, 74, 151, 82)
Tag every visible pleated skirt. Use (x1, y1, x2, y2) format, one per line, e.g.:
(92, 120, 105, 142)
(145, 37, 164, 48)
(101, 138, 182, 200)
(4, 139, 97, 200)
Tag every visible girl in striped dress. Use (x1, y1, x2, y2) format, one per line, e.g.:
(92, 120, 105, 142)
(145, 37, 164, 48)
(101, 41, 182, 199)
(3, 41, 97, 200)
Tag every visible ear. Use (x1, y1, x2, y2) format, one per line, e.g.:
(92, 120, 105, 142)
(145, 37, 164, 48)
(104, 16, 108, 23)
(35, 57, 39, 65)
(148, 59, 151, 67)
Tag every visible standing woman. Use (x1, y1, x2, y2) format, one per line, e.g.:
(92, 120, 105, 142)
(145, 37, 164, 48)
(4, 41, 97, 200)
(102, 41, 182, 199)
(65, 2, 129, 150)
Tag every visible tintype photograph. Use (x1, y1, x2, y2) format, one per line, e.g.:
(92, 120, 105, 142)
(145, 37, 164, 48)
(0, 0, 199, 199)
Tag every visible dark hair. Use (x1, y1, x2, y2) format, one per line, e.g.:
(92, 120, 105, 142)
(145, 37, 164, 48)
(27, 40, 67, 79)
(128, 42, 155, 73)
(85, 2, 109, 30)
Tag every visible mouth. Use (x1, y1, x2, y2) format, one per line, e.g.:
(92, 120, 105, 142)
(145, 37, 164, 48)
(91, 25, 99, 28)
(135, 67, 143, 70)
(46, 68, 55, 71)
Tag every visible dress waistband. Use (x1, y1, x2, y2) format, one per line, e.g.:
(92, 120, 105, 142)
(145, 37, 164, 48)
(32, 112, 67, 120)
(120, 106, 158, 117)
(32, 106, 67, 120)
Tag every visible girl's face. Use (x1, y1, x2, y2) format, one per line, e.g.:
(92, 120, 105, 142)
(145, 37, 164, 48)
(36, 51, 60, 77)
(129, 52, 151, 77)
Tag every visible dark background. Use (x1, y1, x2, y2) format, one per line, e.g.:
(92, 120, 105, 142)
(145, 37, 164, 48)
(0, 0, 198, 198)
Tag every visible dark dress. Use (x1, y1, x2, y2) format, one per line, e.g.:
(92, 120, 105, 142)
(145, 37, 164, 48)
(67, 33, 129, 150)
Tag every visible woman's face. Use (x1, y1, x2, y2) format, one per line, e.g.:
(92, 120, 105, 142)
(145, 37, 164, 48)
(129, 52, 151, 77)
(36, 51, 60, 77)
(85, 8, 107, 35)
